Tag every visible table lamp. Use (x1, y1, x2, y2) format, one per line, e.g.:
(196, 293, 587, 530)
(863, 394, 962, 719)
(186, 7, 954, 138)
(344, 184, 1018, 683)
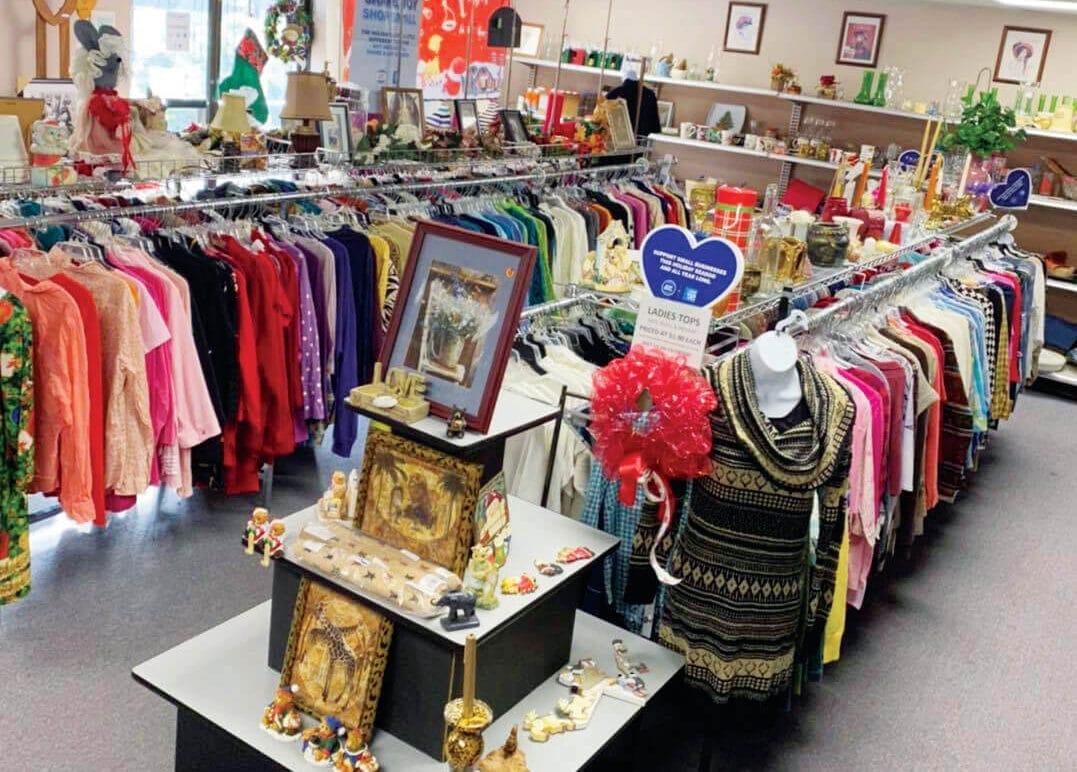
(280, 71, 332, 166)
(211, 92, 251, 172)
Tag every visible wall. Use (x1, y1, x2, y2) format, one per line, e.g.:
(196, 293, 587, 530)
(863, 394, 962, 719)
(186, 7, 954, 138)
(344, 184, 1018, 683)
(511, 0, 1077, 105)
(0, 1, 133, 95)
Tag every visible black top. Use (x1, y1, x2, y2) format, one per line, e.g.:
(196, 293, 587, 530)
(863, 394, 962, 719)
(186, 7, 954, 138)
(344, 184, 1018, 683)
(605, 79, 662, 139)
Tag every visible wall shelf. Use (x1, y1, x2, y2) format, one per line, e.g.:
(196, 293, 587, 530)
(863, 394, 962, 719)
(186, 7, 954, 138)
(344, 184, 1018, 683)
(1024, 127, 1077, 143)
(649, 134, 883, 178)
(781, 93, 934, 122)
(1030, 195, 1077, 213)
(1047, 278, 1077, 294)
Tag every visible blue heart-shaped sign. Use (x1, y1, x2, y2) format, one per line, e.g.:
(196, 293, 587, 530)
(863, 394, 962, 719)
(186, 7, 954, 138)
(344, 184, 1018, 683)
(898, 149, 941, 172)
(639, 225, 744, 308)
(989, 168, 1032, 210)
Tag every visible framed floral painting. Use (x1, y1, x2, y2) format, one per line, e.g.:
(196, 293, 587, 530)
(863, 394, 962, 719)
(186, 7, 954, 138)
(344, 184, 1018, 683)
(281, 579, 394, 735)
(356, 429, 482, 576)
(380, 220, 536, 433)
(993, 26, 1052, 85)
(724, 3, 767, 55)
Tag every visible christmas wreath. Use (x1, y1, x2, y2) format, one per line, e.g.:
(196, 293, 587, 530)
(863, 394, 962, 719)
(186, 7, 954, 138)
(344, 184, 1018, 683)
(265, 0, 312, 65)
(590, 346, 717, 585)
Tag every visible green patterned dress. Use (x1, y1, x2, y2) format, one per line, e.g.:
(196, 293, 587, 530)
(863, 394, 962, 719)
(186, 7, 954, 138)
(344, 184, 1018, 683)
(0, 293, 33, 604)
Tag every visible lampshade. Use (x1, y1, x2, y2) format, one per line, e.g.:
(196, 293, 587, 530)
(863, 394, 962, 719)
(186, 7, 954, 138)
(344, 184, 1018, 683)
(280, 71, 332, 122)
(211, 93, 252, 134)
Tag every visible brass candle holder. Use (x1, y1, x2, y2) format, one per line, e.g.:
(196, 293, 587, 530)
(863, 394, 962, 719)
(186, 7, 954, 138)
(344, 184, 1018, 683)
(444, 634, 493, 770)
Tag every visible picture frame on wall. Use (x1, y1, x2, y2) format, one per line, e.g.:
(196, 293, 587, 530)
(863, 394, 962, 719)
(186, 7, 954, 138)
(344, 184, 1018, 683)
(454, 98, 480, 134)
(320, 102, 352, 158)
(835, 11, 886, 68)
(514, 22, 544, 58)
(380, 220, 537, 433)
(657, 100, 674, 129)
(993, 25, 1052, 85)
(280, 578, 393, 734)
(356, 430, 483, 576)
(381, 87, 424, 130)
(498, 108, 530, 144)
(605, 98, 637, 150)
(723, 3, 767, 55)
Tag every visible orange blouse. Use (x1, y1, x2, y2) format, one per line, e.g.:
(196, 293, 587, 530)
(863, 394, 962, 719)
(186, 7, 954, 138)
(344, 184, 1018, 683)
(0, 260, 94, 523)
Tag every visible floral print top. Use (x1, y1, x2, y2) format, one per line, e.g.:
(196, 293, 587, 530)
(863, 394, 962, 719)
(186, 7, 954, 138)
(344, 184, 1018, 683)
(0, 293, 33, 604)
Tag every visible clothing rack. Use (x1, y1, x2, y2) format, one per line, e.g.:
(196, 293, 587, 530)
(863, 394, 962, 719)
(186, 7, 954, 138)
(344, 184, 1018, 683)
(786, 214, 1019, 336)
(711, 212, 998, 333)
(0, 159, 655, 232)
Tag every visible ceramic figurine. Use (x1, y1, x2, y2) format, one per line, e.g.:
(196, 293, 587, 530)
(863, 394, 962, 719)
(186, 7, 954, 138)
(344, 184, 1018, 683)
(500, 574, 538, 595)
(318, 471, 348, 522)
(244, 507, 270, 554)
(435, 591, 480, 631)
(302, 716, 345, 767)
(477, 726, 529, 772)
(260, 684, 304, 741)
(463, 545, 500, 610)
(332, 728, 380, 772)
(345, 469, 360, 522)
(261, 520, 286, 568)
(533, 560, 563, 577)
(446, 407, 467, 439)
(555, 546, 594, 564)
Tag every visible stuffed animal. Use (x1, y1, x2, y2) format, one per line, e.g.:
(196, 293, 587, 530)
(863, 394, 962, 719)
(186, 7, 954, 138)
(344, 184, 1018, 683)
(70, 19, 134, 171)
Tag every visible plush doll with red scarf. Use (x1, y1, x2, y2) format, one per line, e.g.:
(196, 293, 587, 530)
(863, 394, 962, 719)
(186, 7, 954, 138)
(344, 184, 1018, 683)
(70, 19, 134, 172)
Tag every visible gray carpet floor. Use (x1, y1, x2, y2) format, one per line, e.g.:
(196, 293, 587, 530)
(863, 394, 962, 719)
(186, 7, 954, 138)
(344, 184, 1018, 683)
(1, 391, 1074, 771)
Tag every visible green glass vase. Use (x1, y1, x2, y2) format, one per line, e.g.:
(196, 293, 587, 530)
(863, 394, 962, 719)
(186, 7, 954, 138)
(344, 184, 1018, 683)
(872, 72, 889, 107)
(854, 71, 874, 105)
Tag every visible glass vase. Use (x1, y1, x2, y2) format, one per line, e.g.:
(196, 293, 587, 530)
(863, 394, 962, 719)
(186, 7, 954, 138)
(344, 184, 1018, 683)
(883, 67, 905, 109)
(854, 71, 874, 105)
(872, 71, 889, 107)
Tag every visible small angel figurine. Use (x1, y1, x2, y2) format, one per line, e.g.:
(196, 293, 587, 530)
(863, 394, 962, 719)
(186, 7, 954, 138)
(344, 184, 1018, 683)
(302, 716, 344, 767)
(333, 727, 380, 772)
(261, 520, 287, 568)
(260, 684, 304, 741)
(244, 508, 270, 554)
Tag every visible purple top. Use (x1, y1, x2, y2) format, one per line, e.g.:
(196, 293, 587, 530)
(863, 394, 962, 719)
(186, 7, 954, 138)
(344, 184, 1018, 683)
(296, 240, 334, 405)
(323, 236, 359, 457)
(279, 242, 325, 422)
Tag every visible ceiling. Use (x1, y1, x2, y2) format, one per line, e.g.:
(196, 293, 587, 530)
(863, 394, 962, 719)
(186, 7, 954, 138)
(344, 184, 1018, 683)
(921, 0, 1077, 10)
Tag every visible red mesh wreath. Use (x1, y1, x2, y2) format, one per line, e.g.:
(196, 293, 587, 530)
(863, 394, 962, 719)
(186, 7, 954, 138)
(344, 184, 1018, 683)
(591, 346, 717, 484)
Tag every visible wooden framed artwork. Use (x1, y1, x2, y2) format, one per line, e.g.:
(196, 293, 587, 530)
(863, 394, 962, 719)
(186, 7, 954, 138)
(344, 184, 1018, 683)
(381, 87, 424, 130)
(454, 98, 479, 134)
(514, 22, 544, 58)
(993, 26, 1052, 85)
(356, 429, 483, 576)
(835, 11, 886, 68)
(605, 98, 636, 150)
(656, 100, 674, 129)
(280, 578, 394, 735)
(380, 220, 537, 433)
(723, 3, 767, 55)
(320, 102, 352, 158)
(498, 108, 529, 144)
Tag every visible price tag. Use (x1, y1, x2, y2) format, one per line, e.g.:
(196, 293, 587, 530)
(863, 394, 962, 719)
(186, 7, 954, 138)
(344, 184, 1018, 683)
(632, 297, 712, 369)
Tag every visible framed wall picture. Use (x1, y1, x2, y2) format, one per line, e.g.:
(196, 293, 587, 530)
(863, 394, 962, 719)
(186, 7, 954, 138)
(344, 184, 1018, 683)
(356, 430, 483, 576)
(381, 87, 424, 130)
(498, 108, 529, 144)
(993, 26, 1052, 85)
(605, 97, 636, 150)
(454, 98, 480, 134)
(723, 3, 767, 55)
(835, 12, 886, 68)
(514, 22, 544, 57)
(656, 100, 674, 129)
(280, 578, 394, 735)
(21, 78, 78, 131)
(320, 102, 352, 157)
(380, 220, 537, 433)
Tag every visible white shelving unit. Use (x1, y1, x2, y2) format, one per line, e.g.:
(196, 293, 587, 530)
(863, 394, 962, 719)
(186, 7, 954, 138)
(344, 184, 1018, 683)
(1047, 278, 1077, 293)
(649, 133, 883, 177)
(1024, 127, 1077, 143)
(781, 92, 934, 122)
(1040, 365, 1077, 388)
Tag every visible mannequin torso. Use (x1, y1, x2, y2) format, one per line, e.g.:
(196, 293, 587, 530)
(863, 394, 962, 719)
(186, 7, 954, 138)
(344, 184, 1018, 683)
(747, 331, 803, 419)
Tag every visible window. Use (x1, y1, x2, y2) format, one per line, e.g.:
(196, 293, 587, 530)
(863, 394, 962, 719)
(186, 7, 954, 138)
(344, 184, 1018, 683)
(130, 0, 211, 131)
(129, 0, 294, 131)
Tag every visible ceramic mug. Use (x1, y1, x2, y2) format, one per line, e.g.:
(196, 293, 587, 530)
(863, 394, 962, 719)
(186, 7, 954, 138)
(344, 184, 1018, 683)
(720, 129, 737, 145)
(744, 133, 760, 151)
(761, 136, 777, 153)
(680, 122, 697, 140)
(829, 148, 844, 164)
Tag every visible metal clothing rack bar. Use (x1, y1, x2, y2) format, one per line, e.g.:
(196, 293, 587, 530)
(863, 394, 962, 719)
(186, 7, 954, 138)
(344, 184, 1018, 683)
(786, 214, 1018, 336)
(709, 211, 998, 333)
(0, 160, 654, 231)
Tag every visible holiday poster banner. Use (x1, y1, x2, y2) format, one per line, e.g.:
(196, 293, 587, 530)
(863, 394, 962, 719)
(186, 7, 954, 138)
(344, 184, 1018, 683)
(343, 0, 425, 106)
(416, 0, 509, 100)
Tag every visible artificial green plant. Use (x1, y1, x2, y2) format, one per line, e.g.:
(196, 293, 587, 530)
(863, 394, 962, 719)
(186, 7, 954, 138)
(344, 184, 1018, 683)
(940, 90, 1027, 159)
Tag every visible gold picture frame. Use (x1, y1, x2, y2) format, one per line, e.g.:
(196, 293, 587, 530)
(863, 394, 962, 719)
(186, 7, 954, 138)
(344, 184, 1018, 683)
(280, 579, 394, 735)
(356, 429, 482, 576)
(604, 97, 636, 151)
